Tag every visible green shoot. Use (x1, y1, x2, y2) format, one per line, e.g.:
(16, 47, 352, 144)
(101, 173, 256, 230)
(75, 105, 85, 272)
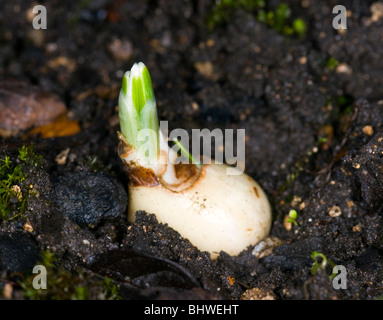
(118, 62, 159, 163)
(171, 138, 202, 169)
(310, 251, 336, 277)
(286, 209, 298, 226)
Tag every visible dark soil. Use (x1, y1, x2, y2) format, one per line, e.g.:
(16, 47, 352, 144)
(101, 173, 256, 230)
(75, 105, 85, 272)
(1, 0, 383, 300)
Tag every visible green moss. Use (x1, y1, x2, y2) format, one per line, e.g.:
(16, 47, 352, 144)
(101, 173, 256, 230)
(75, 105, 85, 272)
(326, 95, 353, 119)
(17, 145, 43, 167)
(336, 95, 353, 115)
(207, 1, 307, 37)
(326, 57, 340, 70)
(207, 0, 264, 28)
(0, 145, 42, 221)
(18, 250, 121, 300)
(260, 3, 291, 34)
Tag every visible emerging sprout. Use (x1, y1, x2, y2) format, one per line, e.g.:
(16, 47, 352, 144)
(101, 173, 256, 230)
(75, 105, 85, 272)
(118, 62, 159, 164)
(287, 209, 298, 226)
(310, 251, 336, 277)
(117, 62, 272, 258)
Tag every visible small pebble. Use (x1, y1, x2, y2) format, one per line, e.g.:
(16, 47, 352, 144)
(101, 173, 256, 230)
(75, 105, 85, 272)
(3, 283, 13, 299)
(50, 171, 128, 227)
(347, 200, 354, 208)
(353, 163, 361, 169)
(55, 148, 70, 165)
(241, 287, 275, 300)
(353, 224, 362, 232)
(252, 236, 283, 259)
(23, 220, 34, 232)
(370, 2, 383, 22)
(194, 61, 218, 81)
(336, 63, 352, 75)
(329, 205, 342, 217)
(108, 38, 133, 61)
(290, 195, 302, 207)
(362, 125, 374, 136)
(283, 214, 293, 231)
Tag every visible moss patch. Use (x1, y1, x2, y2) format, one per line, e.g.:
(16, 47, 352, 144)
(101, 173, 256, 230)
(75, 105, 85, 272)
(0, 145, 42, 221)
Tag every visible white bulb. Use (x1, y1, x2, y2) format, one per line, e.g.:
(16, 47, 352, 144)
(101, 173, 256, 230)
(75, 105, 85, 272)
(128, 163, 272, 259)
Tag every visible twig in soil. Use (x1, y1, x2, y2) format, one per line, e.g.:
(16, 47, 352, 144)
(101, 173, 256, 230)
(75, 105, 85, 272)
(313, 106, 358, 184)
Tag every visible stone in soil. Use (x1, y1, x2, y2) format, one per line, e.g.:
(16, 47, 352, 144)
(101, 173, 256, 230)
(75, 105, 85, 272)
(50, 171, 127, 227)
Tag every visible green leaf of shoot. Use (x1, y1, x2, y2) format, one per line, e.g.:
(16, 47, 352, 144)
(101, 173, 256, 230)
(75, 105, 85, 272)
(118, 62, 159, 163)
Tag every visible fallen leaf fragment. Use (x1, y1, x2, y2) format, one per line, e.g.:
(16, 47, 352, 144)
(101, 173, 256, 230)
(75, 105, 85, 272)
(25, 113, 81, 138)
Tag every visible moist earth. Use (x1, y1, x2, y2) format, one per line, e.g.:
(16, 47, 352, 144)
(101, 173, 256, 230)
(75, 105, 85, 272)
(0, 0, 383, 300)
